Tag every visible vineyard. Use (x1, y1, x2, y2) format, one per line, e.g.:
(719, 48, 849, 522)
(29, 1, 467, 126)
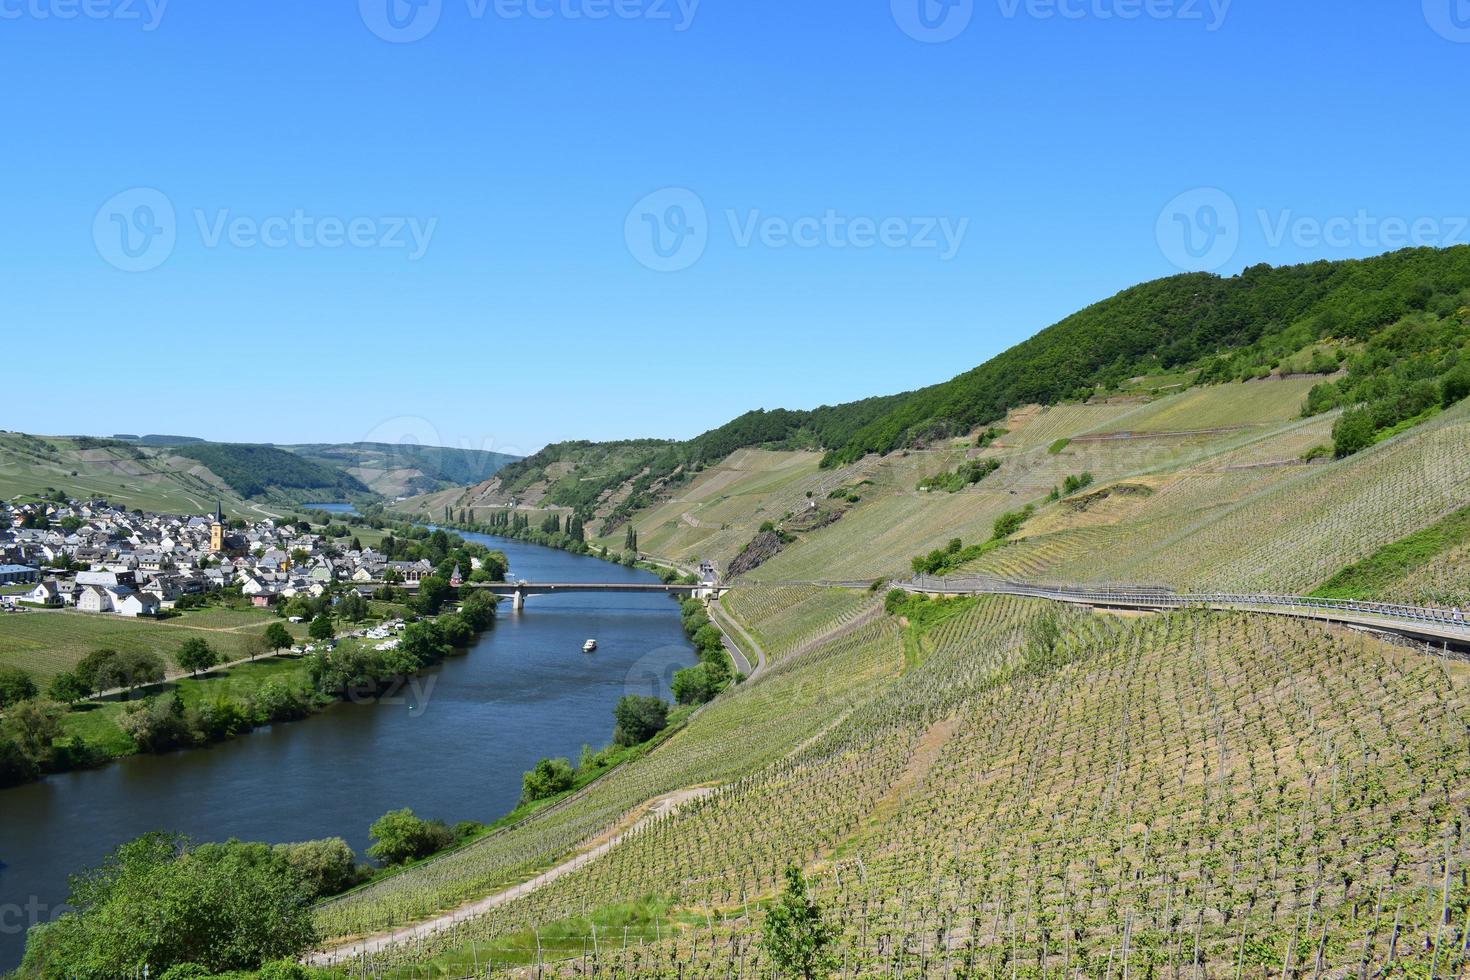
(327, 586, 1470, 978)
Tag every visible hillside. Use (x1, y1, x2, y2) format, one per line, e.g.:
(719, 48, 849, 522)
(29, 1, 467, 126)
(407, 247, 1470, 541)
(0, 435, 521, 515)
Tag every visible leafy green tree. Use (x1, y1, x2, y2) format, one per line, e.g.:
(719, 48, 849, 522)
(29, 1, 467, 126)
(17, 832, 318, 976)
(308, 613, 336, 642)
(413, 575, 451, 615)
(3, 697, 63, 763)
(337, 590, 368, 623)
(1443, 365, 1470, 408)
(263, 622, 294, 654)
(366, 808, 454, 865)
(272, 838, 361, 899)
(672, 663, 720, 705)
(175, 637, 220, 677)
(521, 757, 575, 802)
(613, 695, 669, 746)
(0, 667, 38, 708)
(1332, 406, 1377, 457)
(48, 671, 90, 705)
(118, 694, 191, 753)
(75, 648, 119, 695)
(762, 864, 838, 979)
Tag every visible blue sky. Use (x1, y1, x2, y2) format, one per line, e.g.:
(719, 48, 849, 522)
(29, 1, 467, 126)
(2, 0, 1467, 457)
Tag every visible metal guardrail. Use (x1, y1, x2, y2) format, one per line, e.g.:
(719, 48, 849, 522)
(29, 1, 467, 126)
(907, 575, 1470, 636)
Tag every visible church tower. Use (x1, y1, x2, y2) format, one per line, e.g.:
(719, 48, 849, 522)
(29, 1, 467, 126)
(210, 501, 225, 554)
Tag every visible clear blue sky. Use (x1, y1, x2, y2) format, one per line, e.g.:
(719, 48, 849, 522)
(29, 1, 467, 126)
(2, 0, 1467, 457)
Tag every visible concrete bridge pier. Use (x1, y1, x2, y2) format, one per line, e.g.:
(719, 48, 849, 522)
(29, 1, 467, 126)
(512, 588, 525, 612)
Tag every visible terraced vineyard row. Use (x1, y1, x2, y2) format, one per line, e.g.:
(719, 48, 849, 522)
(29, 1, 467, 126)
(720, 586, 878, 663)
(343, 591, 1470, 977)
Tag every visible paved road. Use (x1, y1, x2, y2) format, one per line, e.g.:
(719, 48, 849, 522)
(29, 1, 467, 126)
(904, 576, 1470, 649)
(708, 598, 765, 679)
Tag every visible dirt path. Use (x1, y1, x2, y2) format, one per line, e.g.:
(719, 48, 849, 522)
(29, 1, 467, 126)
(308, 787, 718, 966)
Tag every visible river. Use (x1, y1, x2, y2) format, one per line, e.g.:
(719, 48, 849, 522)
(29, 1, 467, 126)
(0, 533, 695, 970)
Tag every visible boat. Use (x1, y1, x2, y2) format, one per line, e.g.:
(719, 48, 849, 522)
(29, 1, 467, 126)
(583, 639, 598, 653)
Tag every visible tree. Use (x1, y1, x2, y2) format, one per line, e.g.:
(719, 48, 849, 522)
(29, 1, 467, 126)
(338, 590, 368, 623)
(76, 648, 121, 694)
(47, 671, 90, 706)
(1332, 406, 1377, 457)
(272, 838, 361, 899)
(1443, 365, 1470, 408)
(612, 695, 669, 746)
(176, 637, 220, 677)
(366, 808, 454, 865)
(264, 622, 294, 654)
(308, 613, 336, 642)
(17, 833, 318, 976)
(672, 663, 720, 705)
(413, 575, 451, 616)
(0, 667, 38, 708)
(2, 698, 63, 763)
(762, 865, 838, 979)
(118, 694, 191, 753)
(521, 756, 575, 802)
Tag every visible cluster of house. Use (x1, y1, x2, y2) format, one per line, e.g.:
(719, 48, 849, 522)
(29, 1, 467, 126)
(0, 499, 442, 618)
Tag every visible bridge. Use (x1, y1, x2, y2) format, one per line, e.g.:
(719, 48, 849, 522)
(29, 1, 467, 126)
(904, 576, 1470, 651)
(462, 581, 720, 611)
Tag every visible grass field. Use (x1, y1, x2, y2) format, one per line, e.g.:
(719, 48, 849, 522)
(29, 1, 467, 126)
(0, 606, 303, 682)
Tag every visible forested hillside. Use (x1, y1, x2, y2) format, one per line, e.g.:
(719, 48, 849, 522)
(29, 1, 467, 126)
(172, 444, 368, 501)
(433, 247, 1470, 531)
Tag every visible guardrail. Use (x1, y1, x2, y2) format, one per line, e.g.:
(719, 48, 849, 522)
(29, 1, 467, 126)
(906, 575, 1470, 638)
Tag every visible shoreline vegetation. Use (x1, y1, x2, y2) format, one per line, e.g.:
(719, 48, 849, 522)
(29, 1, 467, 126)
(0, 523, 505, 789)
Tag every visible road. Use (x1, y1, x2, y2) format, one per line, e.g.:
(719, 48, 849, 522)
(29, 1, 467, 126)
(904, 576, 1470, 649)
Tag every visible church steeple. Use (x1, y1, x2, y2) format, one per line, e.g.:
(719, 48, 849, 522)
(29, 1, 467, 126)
(210, 501, 224, 554)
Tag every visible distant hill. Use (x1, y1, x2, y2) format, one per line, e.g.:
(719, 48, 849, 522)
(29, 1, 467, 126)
(287, 442, 521, 499)
(111, 434, 207, 446)
(171, 444, 369, 501)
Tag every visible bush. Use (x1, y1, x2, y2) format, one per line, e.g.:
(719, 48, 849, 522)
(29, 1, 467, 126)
(118, 695, 192, 753)
(1443, 365, 1470, 408)
(672, 663, 721, 705)
(0, 667, 38, 708)
(366, 808, 454, 865)
(521, 757, 576, 802)
(18, 834, 318, 977)
(613, 695, 669, 746)
(1332, 407, 1377, 457)
(273, 838, 361, 899)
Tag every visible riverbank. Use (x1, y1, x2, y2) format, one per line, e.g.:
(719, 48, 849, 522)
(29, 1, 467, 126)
(0, 534, 700, 973)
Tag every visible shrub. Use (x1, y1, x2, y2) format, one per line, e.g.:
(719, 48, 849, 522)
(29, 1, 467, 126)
(366, 808, 454, 865)
(273, 838, 361, 899)
(613, 695, 669, 746)
(0, 667, 38, 708)
(522, 757, 576, 802)
(1443, 365, 1470, 408)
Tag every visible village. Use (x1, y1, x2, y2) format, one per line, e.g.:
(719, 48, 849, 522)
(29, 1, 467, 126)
(0, 498, 446, 618)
